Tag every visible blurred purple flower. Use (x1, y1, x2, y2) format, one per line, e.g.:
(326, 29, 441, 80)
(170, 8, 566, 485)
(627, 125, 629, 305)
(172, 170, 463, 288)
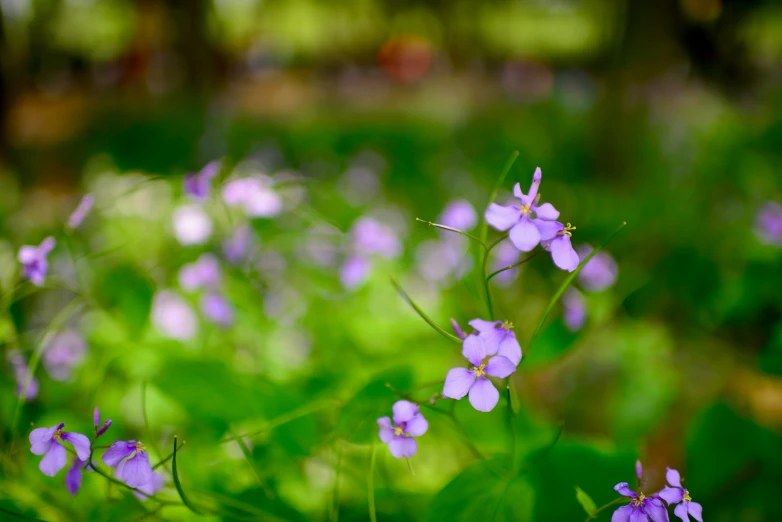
(179, 253, 221, 291)
(541, 222, 579, 272)
(29, 423, 90, 477)
(172, 205, 213, 245)
(184, 160, 220, 200)
(340, 255, 371, 289)
(485, 167, 561, 252)
(65, 458, 88, 495)
(636, 460, 644, 480)
(377, 400, 428, 458)
(222, 177, 283, 218)
(563, 288, 586, 332)
(151, 291, 197, 341)
(416, 239, 471, 283)
(201, 292, 235, 327)
(350, 217, 401, 259)
(135, 471, 165, 500)
(490, 240, 522, 288)
(7, 350, 38, 401)
(468, 319, 522, 365)
(18, 236, 56, 286)
(42, 330, 87, 381)
(577, 245, 618, 292)
(93, 408, 112, 437)
(223, 224, 255, 264)
(755, 201, 782, 246)
(658, 468, 703, 522)
(442, 333, 517, 412)
(612, 482, 669, 522)
(67, 195, 94, 229)
(438, 199, 478, 232)
(102, 440, 153, 488)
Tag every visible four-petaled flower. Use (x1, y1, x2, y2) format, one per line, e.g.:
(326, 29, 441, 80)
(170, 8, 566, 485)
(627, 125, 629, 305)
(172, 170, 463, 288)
(442, 331, 518, 412)
(541, 222, 580, 272)
(29, 423, 91, 477)
(658, 468, 703, 522)
(18, 237, 56, 286)
(467, 319, 522, 366)
(485, 167, 561, 252)
(612, 482, 669, 522)
(102, 440, 154, 488)
(184, 160, 220, 200)
(377, 400, 428, 458)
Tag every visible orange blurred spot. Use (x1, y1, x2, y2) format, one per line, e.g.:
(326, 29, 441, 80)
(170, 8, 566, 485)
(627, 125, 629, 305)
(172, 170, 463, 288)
(378, 35, 433, 83)
(681, 0, 722, 22)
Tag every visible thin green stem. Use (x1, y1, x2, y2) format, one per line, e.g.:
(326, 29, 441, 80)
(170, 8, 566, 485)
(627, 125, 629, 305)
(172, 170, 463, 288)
(486, 249, 542, 282)
(505, 385, 516, 462)
(390, 277, 461, 343)
(415, 218, 487, 250)
(584, 497, 626, 521)
(481, 246, 495, 320)
(228, 428, 274, 499)
(152, 441, 186, 470)
(479, 151, 519, 246)
(0, 506, 49, 522)
(368, 441, 377, 522)
(527, 222, 627, 354)
(220, 400, 336, 443)
(172, 436, 206, 515)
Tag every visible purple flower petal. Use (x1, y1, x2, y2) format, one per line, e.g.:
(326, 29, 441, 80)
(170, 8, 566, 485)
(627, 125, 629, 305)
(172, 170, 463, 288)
(534, 202, 559, 221)
(533, 219, 561, 241)
(551, 235, 579, 272)
(612, 504, 634, 522)
(97, 420, 112, 437)
(614, 482, 637, 498)
(666, 467, 682, 488)
(102, 441, 137, 468)
(39, 237, 56, 255)
(468, 319, 502, 332)
(485, 204, 521, 232)
(577, 245, 618, 292)
(658, 486, 683, 505)
(404, 413, 428, 436)
(65, 459, 85, 495)
(93, 408, 100, 428)
(629, 506, 648, 522)
(497, 333, 522, 366)
(67, 194, 94, 229)
(468, 377, 499, 412)
(643, 497, 669, 522)
(635, 460, 643, 480)
(40, 441, 67, 476)
(563, 288, 587, 332)
(485, 356, 516, 378)
(509, 217, 541, 252)
(61, 432, 91, 461)
(687, 502, 702, 522)
(462, 334, 487, 366)
(340, 255, 371, 289)
(439, 200, 477, 231)
(134, 471, 165, 500)
(17, 245, 38, 264)
(450, 319, 465, 340)
(118, 451, 153, 488)
(377, 417, 395, 443)
(388, 436, 417, 458)
(442, 368, 475, 400)
(673, 503, 689, 522)
(29, 425, 59, 455)
(392, 400, 419, 425)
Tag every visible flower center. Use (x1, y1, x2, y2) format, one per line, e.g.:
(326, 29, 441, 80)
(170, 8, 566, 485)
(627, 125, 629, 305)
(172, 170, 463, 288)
(502, 321, 514, 331)
(393, 426, 404, 437)
(473, 363, 487, 378)
(53, 429, 63, 440)
(683, 491, 691, 502)
(632, 493, 646, 508)
(520, 204, 532, 215)
(558, 223, 576, 238)
(135, 441, 146, 452)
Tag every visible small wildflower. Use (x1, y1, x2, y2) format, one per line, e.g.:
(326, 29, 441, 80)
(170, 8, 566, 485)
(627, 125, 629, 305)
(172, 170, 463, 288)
(93, 408, 112, 438)
(563, 288, 586, 332)
(179, 253, 221, 291)
(200, 292, 235, 327)
(489, 240, 522, 288)
(7, 350, 38, 401)
(377, 400, 428, 458)
(438, 199, 478, 232)
(577, 245, 618, 291)
(42, 330, 86, 381)
(102, 440, 153, 488)
(467, 319, 522, 366)
(340, 255, 371, 289)
(151, 290, 198, 341)
(29, 423, 90, 477)
(612, 482, 669, 522)
(18, 236, 56, 286)
(222, 177, 283, 218)
(485, 167, 561, 252)
(172, 205, 213, 245)
(67, 194, 94, 229)
(755, 201, 782, 246)
(442, 332, 517, 412)
(184, 160, 220, 200)
(223, 224, 255, 264)
(350, 217, 401, 259)
(658, 468, 703, 522)
(541, 222, 580, 272)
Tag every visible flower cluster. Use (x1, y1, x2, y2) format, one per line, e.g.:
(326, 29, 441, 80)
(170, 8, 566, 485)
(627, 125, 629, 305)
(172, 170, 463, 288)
(611, 462, 703, 522)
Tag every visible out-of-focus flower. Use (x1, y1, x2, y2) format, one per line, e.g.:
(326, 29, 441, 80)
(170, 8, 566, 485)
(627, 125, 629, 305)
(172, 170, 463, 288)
(467, 319, 522, 366)
(416, 239, 471, 283)
(151, 291, 197, 341)
(541, 222, 580, 272)
(485, 168, 560, 252)
(442, 332, 517, 412)
(755, 201, 782, 246)
(438, 200, 478, 232)
(201, 292, 234, 327)
(67, 195, 94, 229)
(636, 460, 644, 480)
(223, 177, 283, 218)
(65, 458, 88, 495)
(42, 330, 87, 381)
(29, 423, 90, 477)
(377, 400, 428, 458)
(340, 255, 371, 289)
(18, 236, 56, 286)
(93, 408, 112, 437)
(7, 350, 38, 401)
(351, 217, 401, 259)
(577, 245, 618, 291)
(658, 468, 703, 522)
(135, 471, 165, 500)
(563, 288, 586, 331)
(612, 481, 669, 522)
(102, 440, 153, 488)
(184, 160, 220, 200)
(179, 253, 221, 291)
(223, 224, 255, 265)
(172, 205, 213, 245)
(490, 240, 522, 288)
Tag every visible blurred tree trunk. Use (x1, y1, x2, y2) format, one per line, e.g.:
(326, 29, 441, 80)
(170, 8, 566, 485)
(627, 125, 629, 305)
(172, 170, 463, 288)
(166, 0, 216, 97)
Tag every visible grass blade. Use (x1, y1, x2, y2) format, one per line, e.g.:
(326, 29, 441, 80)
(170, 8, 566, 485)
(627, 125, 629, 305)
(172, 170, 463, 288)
(172, 436, 205, 515)
(390, 277, 461, 343)
(0, 506, 49, 522)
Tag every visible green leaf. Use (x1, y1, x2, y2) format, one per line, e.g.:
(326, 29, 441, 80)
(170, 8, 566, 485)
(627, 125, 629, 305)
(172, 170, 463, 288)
(94, 264, 152, 339)
(575, 487, 597, 516)
(172, 436, 204, 515)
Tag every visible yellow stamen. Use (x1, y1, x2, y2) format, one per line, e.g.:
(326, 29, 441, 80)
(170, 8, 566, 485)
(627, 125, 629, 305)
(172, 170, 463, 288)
(393, 426, 404, 437)
(135, 441, 146, 452)
(558, 223, 577, 238)
(53, 429, 63, 440)
(683, 491, 692, 502)
(473, 363, 487, 378)
(632, 493, 646, 508)
(502, 321, 514, 331)
(520, 204, 531, 215)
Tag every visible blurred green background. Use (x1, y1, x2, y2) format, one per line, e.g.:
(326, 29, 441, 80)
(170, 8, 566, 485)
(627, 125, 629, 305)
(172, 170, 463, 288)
(1, 0, 782, 521)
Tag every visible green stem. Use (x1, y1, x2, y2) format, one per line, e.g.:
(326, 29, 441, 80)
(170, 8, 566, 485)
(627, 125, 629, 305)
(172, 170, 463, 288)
(505, 384, 516, 461)
(479, 151, 519, 246)
(415, 218, 487, 250)
(172, 436, 206, 515)
(368, 441, 377, 522)
(390, 277, 461, 343)
(481, 246, 495, 320)
(152, 441, 186, 470)
(486, 249, 542, 282)
(0, 506, 49, 522)
(228, 428, 274, 499)
(220, 400, 335, 443)
(584, 497, 626, 521)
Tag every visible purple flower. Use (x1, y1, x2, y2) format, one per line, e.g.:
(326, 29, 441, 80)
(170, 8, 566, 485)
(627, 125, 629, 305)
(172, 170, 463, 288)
(485, 167, 561, 252)
(636, 460, 644, 480)
(172, 205, 213, 245)
(65, 458, 88, 495)
(184, 160, 220, 200)
(67, 194, 94, 229)
(577, 245, 618, 291)
(29, 423, 91, 477)
(658, 468, 703, 522)
(223, 224, 255, 264)
(179, 253, 221, 291)
(93, 408, 112, 437)
(755, 201, 782, 246)
(340, 255, 371, 289)
(563, 288, 586, 332)
(102, 440, 153, 488)
(377, 400, 428, 458)
(467, 319, 522, 366)
(350, 216, 401, 259)
(18, 236, 56, 286)
(439, 199, 478, 232)
(490, 240, 522, 288)
(200, 292, 235, 327)
(151, 290, 198, 341)
(222, 177, 283, 218)
(42, 330, 86, 381)
(612, 482, 669, 522)
(541, 222, 580, 272)
(442, 332, 518, 412)
(135, 471, 165, 500)
(7, 350, 38, 401)
(416, 239, 472, 283)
